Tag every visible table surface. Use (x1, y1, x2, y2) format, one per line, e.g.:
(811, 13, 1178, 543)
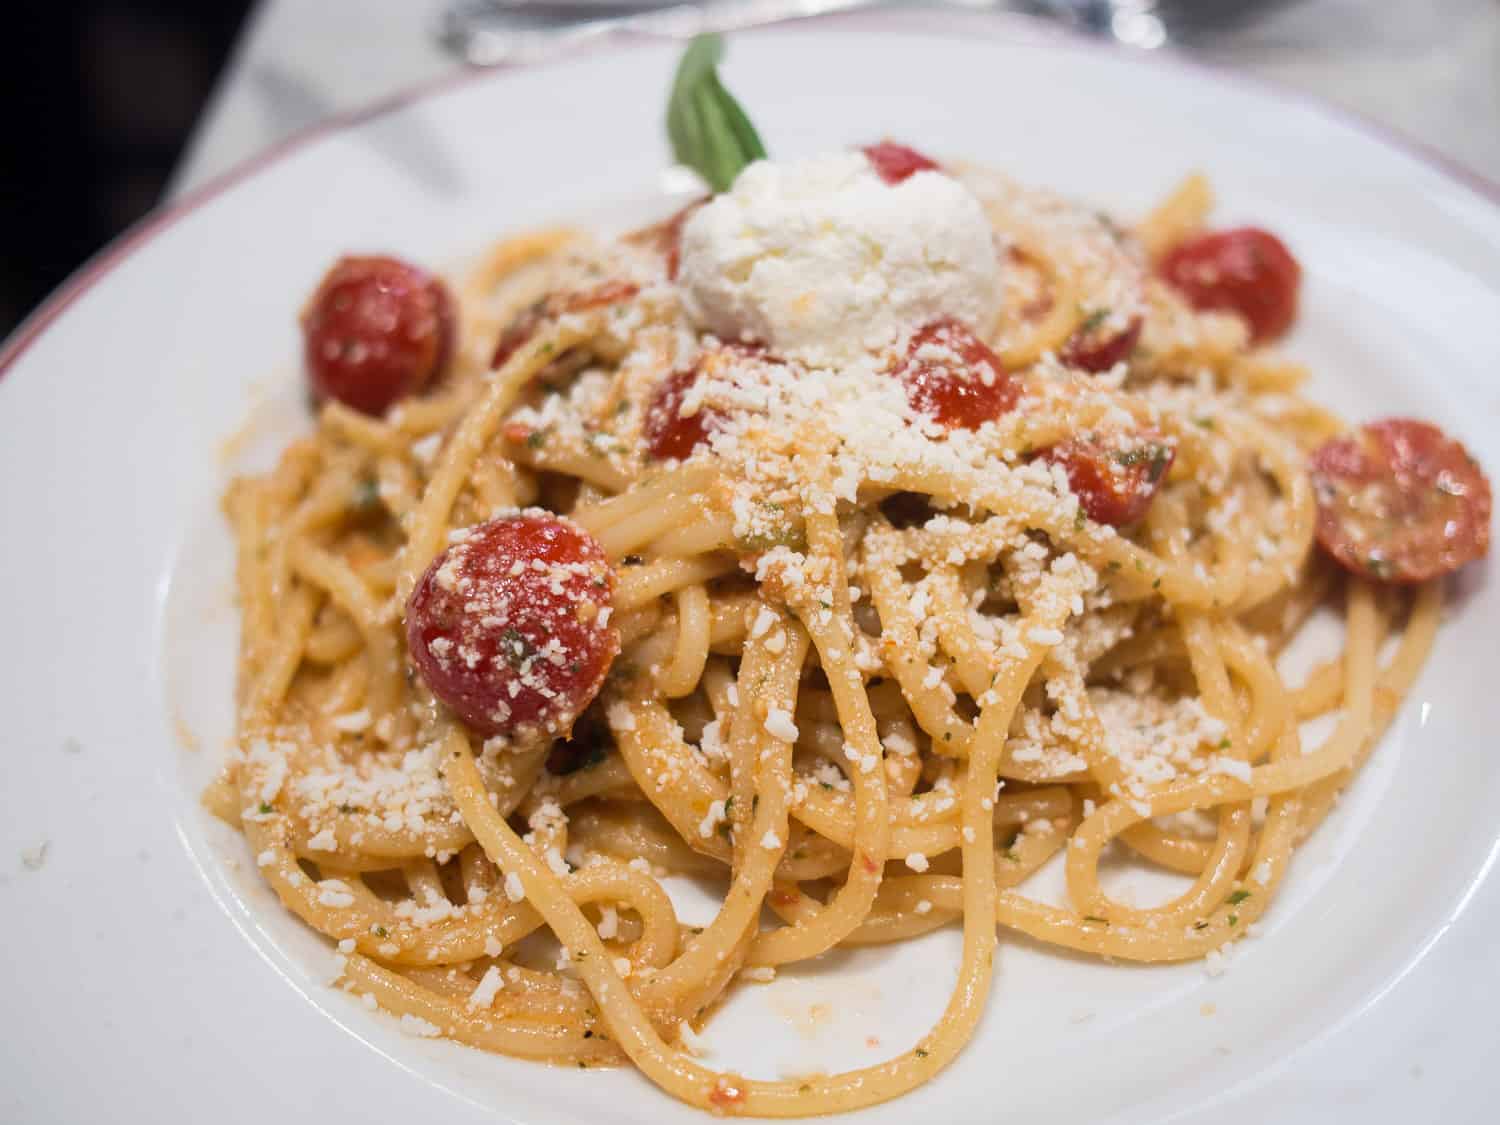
(169, 0, 1500, 197)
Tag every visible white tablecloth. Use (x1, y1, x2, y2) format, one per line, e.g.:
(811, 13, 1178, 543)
(169, 0, 1500, 197)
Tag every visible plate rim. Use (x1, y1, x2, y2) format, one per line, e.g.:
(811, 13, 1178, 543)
(2, 7, 1498, 388)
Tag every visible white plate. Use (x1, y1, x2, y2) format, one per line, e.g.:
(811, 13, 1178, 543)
(3, 14, 1500, 1124)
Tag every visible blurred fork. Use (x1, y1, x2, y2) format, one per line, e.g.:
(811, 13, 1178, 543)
(436, 0, 1185, 68)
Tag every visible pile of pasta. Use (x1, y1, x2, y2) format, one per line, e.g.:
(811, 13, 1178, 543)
(210, 169, 1443, 1116)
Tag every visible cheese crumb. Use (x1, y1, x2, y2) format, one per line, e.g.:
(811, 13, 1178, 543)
(504, 872, 526, 903)
(467, 965, 505, 1010)
(330, 709, 372, 733)
(398, 1014, 442, 1038)
(764, 708, 799, 742)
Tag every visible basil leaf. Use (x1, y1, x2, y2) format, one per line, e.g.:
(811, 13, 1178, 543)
(666, 34, 766, 192)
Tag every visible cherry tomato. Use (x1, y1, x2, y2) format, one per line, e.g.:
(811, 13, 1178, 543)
(624, 198, 707, 280)
(642, 342, 761, 461)
(1158, 227, 1300, 343)
(490, 280, 640, 371)
(1038, 431, 1175, 526)
(889, 319, 1018, 430)
(862, 142, 941, 185)
(1309, 418, 1491, 583)
(303, 256, 453, 416)
(405, 513, 618, 740)
(1060, 312, 1143, 374)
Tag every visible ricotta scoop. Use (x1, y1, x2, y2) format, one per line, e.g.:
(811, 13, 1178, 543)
(676, 151, 1003, 368)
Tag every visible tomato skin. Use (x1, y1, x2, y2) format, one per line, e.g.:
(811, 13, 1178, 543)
(1037, 432, 1175, 527)
(624, 198, 708, 279)
(490, 280, 640, 371)
(643, 366, 719, 461)
(642, 342, 763, 461)
(862, 142, 941, 184)
(405, 513, 618, 740)
(1158, 227, 1300, 343)
(303, 256, 453, 415)
(889, 319, 1019, 430)
(1309, 418, 1491, 583)
(1060, 313, 1143, 374)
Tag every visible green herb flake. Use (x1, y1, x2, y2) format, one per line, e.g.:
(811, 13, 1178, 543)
(914, 1048, 929, 1059)
(1218, 737, 1232, 749)
(1076, 307, 1110, 337)
(1226, 889, 1251, 906)
(499, 627, 535, 669)
(258, 802, 273, 815)
(1228, 913, 1240, 926)
(525, 428, 549, 450)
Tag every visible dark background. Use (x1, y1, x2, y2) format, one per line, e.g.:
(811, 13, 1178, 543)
(1, 2, 252, 336)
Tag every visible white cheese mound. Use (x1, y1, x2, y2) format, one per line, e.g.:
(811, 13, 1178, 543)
(677, 151, 1002, 366)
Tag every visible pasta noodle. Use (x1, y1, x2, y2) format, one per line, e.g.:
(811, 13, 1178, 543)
(215, 166, 1449, 1116)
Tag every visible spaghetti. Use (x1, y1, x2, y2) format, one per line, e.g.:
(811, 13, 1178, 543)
(210, 155, 1483, 1116)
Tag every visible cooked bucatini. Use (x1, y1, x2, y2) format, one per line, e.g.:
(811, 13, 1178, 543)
(209, 124, 1489, 1116)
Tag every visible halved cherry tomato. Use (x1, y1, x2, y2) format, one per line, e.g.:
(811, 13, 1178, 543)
(624, 198, 707, 280)
(405, 513, 618, 740)
(889, 319, 1018, 430)
(862, 142, 941, 185)
(490, 280, 640, 371)
(1158, 227, 1300, 343)
(1060, 312, 1143, 374)
(1037, 431, 1175, 526)
(1309, 418, 1491, 583)
(303, 255, 453, 415)
(642, 342, 761, 461)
